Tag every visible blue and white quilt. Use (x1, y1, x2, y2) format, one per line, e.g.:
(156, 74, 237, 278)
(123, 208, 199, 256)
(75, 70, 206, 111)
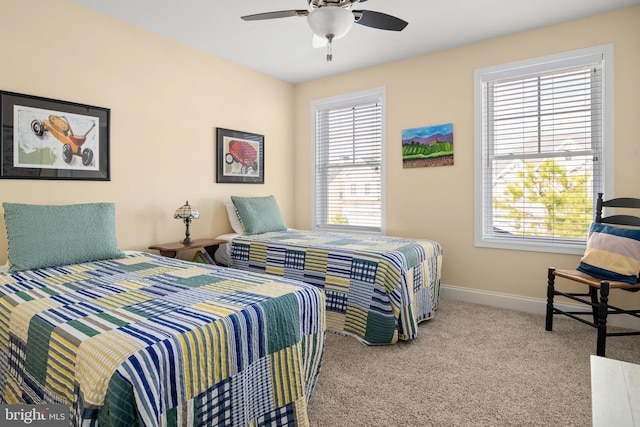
(230, 229, 442, 344)
(0, 253, 326, 426)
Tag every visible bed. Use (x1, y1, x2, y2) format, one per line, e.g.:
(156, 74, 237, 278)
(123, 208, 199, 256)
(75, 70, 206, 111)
(222, 196, 443, 345)
(0, 202, 326, 426)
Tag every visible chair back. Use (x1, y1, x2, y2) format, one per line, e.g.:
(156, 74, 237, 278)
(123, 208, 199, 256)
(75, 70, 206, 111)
(595, 192, 640, 227)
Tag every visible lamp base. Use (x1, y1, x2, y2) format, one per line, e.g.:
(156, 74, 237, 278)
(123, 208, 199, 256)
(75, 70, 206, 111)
(182, 218, 193, 245)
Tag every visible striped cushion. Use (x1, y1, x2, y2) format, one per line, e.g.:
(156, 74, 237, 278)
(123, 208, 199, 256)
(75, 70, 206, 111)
(577, 222, 640, 284)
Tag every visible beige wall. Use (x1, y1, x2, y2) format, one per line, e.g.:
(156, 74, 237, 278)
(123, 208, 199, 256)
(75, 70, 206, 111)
(2, 1, 639, 306)
(293, 6, 640, 303)
(0, 0, 295, 259)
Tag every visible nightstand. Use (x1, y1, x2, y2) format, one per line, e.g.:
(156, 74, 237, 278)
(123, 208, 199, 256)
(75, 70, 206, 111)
(148, 238, 226, 264)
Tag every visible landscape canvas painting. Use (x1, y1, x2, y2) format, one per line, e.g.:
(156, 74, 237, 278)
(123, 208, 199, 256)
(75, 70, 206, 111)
(402, 123, 454, 168)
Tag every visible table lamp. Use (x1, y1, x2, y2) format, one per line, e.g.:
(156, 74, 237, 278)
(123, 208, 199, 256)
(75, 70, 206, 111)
(174, 201, 199, 244)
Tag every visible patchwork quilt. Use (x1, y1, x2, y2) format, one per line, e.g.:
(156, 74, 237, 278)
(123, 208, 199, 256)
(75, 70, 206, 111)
(230, 229, 442, 344)
(0, 253, 326, 426)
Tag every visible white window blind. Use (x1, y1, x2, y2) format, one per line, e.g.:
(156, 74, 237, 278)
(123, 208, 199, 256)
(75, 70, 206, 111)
(475, 46, 612, 254)
(313, 88, 385, 233)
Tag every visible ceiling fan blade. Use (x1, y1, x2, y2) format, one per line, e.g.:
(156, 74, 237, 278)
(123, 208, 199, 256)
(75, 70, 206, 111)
(241, 10, 308, 21)
(353, 10, 408, 31)
(312, 34, 328, 49)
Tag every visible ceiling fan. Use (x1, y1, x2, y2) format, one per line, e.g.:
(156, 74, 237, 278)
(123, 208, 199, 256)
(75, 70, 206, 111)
(241, 0, 408, 61)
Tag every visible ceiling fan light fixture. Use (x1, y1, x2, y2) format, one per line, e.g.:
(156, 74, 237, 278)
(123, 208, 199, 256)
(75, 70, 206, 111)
(307, 7, 354, 41)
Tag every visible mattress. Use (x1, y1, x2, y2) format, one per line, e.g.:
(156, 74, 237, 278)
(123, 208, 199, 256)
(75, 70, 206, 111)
(214, 233, 239, 266)
(0, 252, 326, 426)
(230, 229, 442, 345)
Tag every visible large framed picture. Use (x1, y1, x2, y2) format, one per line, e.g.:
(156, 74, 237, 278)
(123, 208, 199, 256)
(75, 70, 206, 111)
(216, 127, 264, 184)
(0, 90, 110, 180)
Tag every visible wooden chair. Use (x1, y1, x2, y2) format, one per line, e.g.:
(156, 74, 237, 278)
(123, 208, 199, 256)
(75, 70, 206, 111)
(546, 193, 640, 356)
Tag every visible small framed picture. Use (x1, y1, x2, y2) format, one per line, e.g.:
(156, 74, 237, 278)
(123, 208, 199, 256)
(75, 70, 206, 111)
(216, 127, 264, 184)
(0, 90, 110, 180)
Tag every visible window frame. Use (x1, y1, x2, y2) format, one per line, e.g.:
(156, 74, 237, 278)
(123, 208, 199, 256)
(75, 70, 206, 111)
(473, 44, 614, 254)
(311, 87, 387, 235)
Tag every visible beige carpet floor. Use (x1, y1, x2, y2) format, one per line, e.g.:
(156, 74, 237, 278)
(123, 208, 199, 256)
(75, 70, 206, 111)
(307, 298, 640, 426)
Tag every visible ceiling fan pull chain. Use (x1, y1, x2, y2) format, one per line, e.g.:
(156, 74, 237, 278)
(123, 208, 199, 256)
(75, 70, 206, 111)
(326, 34, 334, 61)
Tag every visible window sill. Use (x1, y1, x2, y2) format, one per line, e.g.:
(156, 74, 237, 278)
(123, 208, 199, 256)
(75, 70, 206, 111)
(475, 237, 585, 255)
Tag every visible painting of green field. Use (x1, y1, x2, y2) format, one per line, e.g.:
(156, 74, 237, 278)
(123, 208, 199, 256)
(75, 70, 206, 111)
(402, 123, 453, 168)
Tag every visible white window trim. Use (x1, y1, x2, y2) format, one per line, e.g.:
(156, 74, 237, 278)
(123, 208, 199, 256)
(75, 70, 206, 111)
(311, 87, 387, 235)
(473, 44, 614, 255)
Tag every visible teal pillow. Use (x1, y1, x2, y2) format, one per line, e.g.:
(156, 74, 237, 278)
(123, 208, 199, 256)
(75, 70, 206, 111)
(3, 202, 126, 273)
(231, 196, 287, 235)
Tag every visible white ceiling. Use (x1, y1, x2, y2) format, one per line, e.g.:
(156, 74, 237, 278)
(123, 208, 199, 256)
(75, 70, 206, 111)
(71, 0, 639, 84)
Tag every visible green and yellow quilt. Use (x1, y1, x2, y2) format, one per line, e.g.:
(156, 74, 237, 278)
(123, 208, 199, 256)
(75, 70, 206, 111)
(230, 229, 442, 344)
(0, 253, 326, 426)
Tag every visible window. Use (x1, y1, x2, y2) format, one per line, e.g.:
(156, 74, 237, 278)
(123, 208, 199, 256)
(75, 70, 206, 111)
(474, 45, 613, 254)
(312, 87, 386, 234)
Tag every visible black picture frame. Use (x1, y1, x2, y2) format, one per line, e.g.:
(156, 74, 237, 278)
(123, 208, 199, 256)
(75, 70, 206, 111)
(216, 127, 264, 184)
(0, 90, 110, 181)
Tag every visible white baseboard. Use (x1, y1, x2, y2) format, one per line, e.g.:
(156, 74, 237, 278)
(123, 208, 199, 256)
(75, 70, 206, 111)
(440, 284, 640, 331)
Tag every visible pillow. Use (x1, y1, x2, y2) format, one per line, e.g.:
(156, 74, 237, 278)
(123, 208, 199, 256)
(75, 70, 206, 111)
(577, 222, 640, 284)
(3, 202, 126, 273)
(225, 201, 244, 234)
(231, 195, 287, 235)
